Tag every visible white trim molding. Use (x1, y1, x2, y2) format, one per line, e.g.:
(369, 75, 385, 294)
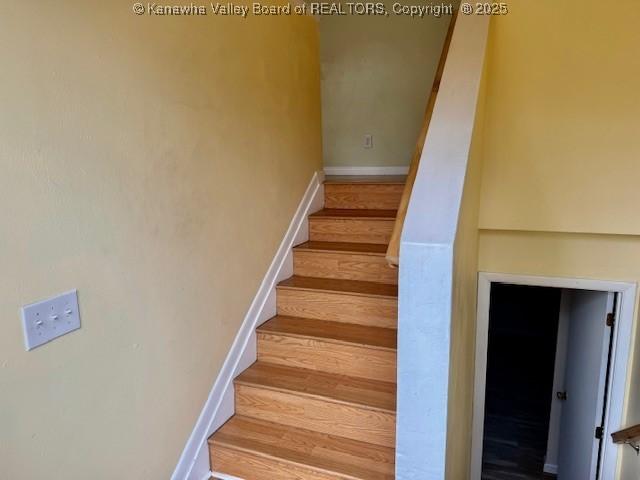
(171, 171, 325, 480)
(472, 272, 637, 480)
(211, 472, 242, 480)
(323, 166, 409, 176)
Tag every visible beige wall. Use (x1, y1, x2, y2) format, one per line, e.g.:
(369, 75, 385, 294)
(478, 231, 640, 478)
(320, 6, 450, 167)
(0, 2, 321, 479)
(478, 0, 640, 235)
(477, 1, 640, 477)
(446, 58, 487, 479)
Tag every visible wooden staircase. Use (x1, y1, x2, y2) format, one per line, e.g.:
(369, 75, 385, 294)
(209, 176, 403, 480)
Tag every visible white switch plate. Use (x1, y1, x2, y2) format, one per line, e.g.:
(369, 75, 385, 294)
(21, 290, 81, 351)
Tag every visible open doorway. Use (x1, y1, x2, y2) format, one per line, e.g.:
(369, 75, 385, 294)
(481, 284, 561, 479)
(471, 274, 636, 480)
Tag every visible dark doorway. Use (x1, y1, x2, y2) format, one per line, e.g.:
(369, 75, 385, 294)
(481, 284, 560, 479)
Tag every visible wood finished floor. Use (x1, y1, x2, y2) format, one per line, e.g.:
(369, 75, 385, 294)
(310, 208, 398, 220)
(481, 410, 557, 480)
(258, 316, 397, 351)
(209, 176, 401, 478)
(324, 175, 407, 184)
(294, 240, 389, 255)
(277, 275, 398, 298)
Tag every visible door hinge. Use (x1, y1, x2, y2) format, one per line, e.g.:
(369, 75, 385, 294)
(595, 426, 604, 439)
(606, 313, 615, 327)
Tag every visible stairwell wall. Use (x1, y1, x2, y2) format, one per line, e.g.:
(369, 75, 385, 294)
(446, 56, 488, 479)
(320, 3, 451, 169)
(0, 3, 321, 479)
(397, 12, 490, 479)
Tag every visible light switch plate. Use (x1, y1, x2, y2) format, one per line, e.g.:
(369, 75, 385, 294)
(21, 290, 81, 350)
(364, 134, 373, 149)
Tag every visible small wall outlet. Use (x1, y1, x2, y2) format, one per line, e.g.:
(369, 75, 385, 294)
(364, 134, 373, 149)
(21, 290, 81, 351)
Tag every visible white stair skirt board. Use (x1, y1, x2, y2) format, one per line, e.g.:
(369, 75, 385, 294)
(171, 171, 325, 480)
(211, 472, 243, 480)
(323, 166, 409, 176)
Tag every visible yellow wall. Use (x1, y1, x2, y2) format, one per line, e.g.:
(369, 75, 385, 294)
(478, 231, 640, 478)
(447, 58, 488, 479)
(477, 1, 640, 477)
(320, 5, 450, 167)
(478, 0, 640, 235)
(0, 2, 321, 479)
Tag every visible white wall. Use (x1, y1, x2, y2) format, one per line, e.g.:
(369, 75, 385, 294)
(396, 13, 489, 479)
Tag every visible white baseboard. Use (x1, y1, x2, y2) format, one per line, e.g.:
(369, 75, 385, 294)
(324, 166, 409, 176)
(171, 171, 325, 480)
(543, 463, 558, 475)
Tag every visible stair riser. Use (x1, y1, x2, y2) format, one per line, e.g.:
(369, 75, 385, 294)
(212, 446, 349, 480)
(293, 251, 397, 285)
(257, 333, 396, 383)
(235, 384, 396, 448)
(309, 218, 393, 245)
(276, 289, 397, 329)
(324, 184, 404, 210)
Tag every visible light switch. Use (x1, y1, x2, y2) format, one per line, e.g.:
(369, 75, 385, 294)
(364, 134, 373, 149)
(21, 290, 81, 350)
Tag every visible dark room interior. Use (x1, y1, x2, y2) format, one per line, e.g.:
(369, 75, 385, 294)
(481, 284, 561, 480)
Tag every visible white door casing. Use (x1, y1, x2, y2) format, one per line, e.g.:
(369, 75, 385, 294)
(472, 273, 636, 480)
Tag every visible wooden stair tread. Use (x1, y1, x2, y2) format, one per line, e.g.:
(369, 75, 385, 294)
(236, 362, 396, 412)
(209, 174, 402, 476)
(310, 208, 397, 220)
(324, 175, 406, 185)
(210, 416, 394, 479)
(258, 316, 397, 351)
(277, 276, 397, 298)
(294, 241, 388, 256)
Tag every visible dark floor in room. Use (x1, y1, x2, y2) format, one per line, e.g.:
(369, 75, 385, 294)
(481, 407, 557, 479)
(481, 285, 560, 480)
